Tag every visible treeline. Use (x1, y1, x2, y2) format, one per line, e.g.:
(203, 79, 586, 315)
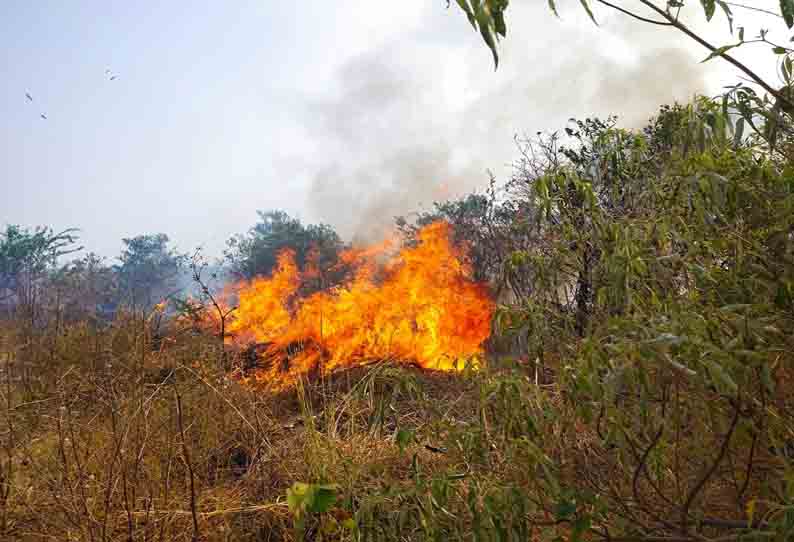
(0, 185, 520, 331)
(0, 211, 348, 326)
(0, 228, 182, 325)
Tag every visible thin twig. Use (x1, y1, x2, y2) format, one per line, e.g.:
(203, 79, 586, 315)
(178, 364, 272, 454)
(723, 2, 783, 18)
(681, 402, 742, 531)
(596, 0, 672, 26)
(174, 388, 200, 541)
(737, 428, 758, 502)
(635, 0, 794, 111)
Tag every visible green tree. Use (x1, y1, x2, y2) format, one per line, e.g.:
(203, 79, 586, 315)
(0, 225, 80, 321)
(397, 188, 523, 284)
(225, 210, 342, 281)
(115, 233, 186, 311)
(484, 97, 794, 540)
(47, 253, 119, 324)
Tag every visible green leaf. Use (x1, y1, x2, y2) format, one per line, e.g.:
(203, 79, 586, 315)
(473, 2, 500, 67)
(454, 0, 477, 27)
(783, 56, 793, 82)
(705, 359, 738, 394)
(701, 0, 716, 20)
(716, 1, 733, 33)
(579, 0, 598, 25)
(572, 516, 592, 541)
(781, 0, 794, 28)
(645, 333, 686, 348)
(396, 428, 415, 453)
(555, 499, 576, 520)
(773, 46, 788, 54)
(287, 482, 310, 514)
(761, 363, 776, 393)
(308, 484, 338, 514)
(494, 10, 507, 37)
(287, 482, 338, 515)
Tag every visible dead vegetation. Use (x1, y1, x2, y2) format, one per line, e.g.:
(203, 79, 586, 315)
(0, 314, 530, 541)
(2, 304, 791, 541)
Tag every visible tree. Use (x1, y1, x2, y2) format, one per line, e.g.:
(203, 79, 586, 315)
(115, 234, 186, 311)
(225, 210, 343, 282)
(184, 248, 237, 366)
(46, 253, 119, 324)
(396, 184, 526, 285)
(0, 225, 81, 321)
(480, 93, 794, 540)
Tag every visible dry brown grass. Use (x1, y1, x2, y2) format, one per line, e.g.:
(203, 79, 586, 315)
(0, 315, 499, 541)
(1, 313, 792, 541)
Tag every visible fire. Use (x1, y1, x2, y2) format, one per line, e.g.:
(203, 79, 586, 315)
(226, 221, 494, 388)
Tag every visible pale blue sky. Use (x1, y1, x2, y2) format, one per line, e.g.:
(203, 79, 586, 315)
(1, 1, 783, 258)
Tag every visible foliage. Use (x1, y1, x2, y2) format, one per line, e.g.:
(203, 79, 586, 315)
(225, 210, 343, 283)
(389, 97, 794, 540)
(287, 482, 349, 538)
(47, 252, 119, 323)
(448, 0, 509, 67)
(0, 224, 80, 319)
(12, 2, 794, 537)
(6, 16, 794, 536)
(492, 98, 794, 540)
(115, 233, 186, 310)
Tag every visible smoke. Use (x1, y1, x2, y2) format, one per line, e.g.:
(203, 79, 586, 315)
(295, 3, 716, 241)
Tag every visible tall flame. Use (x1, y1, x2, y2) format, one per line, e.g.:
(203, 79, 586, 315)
(226, 221, 493, 388)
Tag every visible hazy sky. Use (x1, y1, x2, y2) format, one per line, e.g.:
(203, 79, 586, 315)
(1, 1, 785, 259)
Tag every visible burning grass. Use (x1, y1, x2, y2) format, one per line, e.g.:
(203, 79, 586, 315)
(224, 221, 494, 389)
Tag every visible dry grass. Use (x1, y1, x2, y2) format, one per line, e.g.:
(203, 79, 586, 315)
(1, 313, 792, 541)
(0, 315, 521, 541)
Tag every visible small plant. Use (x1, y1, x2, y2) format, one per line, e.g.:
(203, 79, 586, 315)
(287, 482, 357, 539)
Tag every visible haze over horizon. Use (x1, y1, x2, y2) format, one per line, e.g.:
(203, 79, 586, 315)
(1, 1, 783, 260)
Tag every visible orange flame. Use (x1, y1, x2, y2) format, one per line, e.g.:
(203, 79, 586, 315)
(226, 221, 493, 388)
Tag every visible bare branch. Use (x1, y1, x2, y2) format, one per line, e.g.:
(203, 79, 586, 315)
(596, 0, 672, 26)
(724, 2, 783, 19)
(174, 388, 200, 541)
(681, 402, 742, 531)
(635, 0, 794, 111)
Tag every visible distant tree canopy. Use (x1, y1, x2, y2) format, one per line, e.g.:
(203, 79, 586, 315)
(397, 190, 520, 283)
(48, 252, 119, 322)
(0, 225, 81, 316)
(225, 210, 343, 280)
(115, 233, 186, 310)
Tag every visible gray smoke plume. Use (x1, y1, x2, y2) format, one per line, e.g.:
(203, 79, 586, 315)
(296, 3, 718, 241)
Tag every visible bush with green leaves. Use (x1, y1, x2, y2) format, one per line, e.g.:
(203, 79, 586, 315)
(486, 97, 794, 539)
(0, 224, 81, 321)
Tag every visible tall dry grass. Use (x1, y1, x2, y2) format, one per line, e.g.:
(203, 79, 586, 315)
(2, 308, 792, 541)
